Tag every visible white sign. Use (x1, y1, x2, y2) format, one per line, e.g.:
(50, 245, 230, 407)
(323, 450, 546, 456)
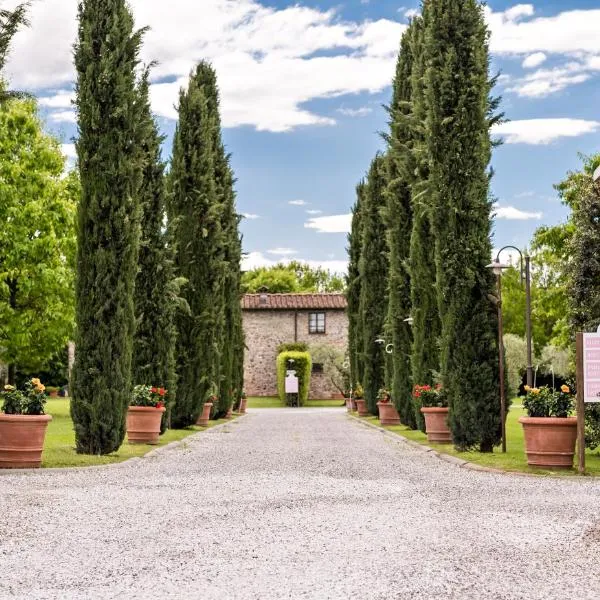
(583, 333, 600, 403)
(285, 374, 299, 394)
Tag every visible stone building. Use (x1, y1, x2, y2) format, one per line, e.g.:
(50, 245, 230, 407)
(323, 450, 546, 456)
(242, 293, 348, 399)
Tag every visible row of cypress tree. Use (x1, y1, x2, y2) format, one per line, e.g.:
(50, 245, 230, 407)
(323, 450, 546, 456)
(71, 0, 243, 454)
(348, 0, 502, 452)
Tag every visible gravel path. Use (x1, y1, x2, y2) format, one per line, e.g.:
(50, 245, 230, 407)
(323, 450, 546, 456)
(1, 408, 600, 600)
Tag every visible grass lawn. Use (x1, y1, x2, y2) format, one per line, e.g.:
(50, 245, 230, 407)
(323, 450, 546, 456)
(358, 407, 600, 477)
(42, 399, 234, 468)
(247, 397, 346, 408)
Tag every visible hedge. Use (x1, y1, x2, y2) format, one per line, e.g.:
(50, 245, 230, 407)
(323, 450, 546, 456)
(277, 351, 311, 406)
(277, 341, 309, 354)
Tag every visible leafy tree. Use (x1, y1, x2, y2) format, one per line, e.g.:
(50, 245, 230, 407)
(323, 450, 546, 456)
(359, 155, 389, 414)
(71, 0, 145, 454)
(383, 24, 415, 427)
(503, 334, 527, 398)
(310, 343, 350, 396)
(347, 182, 365, 388)
(424, 0, 502, 452)
(0, 98, 77, 383)
(169, 62, 227, 428)
(242, 262, 344, 293)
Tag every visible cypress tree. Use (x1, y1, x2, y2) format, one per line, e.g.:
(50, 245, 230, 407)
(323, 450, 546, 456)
(360, 155, 389, 414)
(424, 0, 501, 451)
(408, 14, 441, 432)
(383, 25, 416, 428)
(132, 71, 178, 431)
(347, 182, 365, 389)
(71, 0, 145, 454)
(169, 63, 226, 428)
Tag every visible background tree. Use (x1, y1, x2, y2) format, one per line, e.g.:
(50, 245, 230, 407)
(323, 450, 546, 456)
(0, 2, 29, 97)
(71, 0, 145, 454)
(346, 182, 365, 389)
(424, 0, 501, 452)
(383, 24, 415, 427)
(242, 262, 345, 294)
(169, 62, 226, 428)
(0, 98, 77, 384)
(359, 155, 389, 414)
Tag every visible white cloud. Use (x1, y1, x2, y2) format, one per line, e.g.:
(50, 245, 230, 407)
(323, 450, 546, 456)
(337, 106, 373, 117)
(493, 204, 542, 220)
(48, 110, 76, 123)
(522, 52, 547, 69)
(267, 247, 298, 256)
(242, 213, 260, 220)
(38, 90, 74, 108)
(305, 214, 352, 234)
(306, 209, 323, 215)
(242, 251, 347, 273)
(507, 63, 592, 98)
(492, 118, 600, 145)
(61, 143, 77, 160)
(404, 8, 419, 19)
(289, 200, 307, 206)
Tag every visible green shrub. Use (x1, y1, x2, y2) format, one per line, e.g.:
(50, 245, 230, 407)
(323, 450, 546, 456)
(277, 351, 312, 406)
(277, 342, 309, 354)
(1, 379, 47, 415)
(523, 385, 574, 418)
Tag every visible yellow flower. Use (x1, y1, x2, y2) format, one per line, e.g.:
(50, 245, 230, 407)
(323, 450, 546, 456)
(36, 384, 45, 393)
(532, 388, 540, 394)
(31, 378, 41, 386)
(4, 384, 15, 391)
(524, 385, 531, 392)
(561, 385, 570, 394)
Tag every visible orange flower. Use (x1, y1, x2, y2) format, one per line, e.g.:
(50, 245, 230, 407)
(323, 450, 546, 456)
(561, 385, 570, 394)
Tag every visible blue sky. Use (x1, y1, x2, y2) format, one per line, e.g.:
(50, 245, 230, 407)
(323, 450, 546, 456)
(6, 0, 599, 272)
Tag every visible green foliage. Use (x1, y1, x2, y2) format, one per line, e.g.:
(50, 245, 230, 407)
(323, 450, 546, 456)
(277, 342, 308, 354)
(1, 379, 47, 415)
(130, 385, 167, 408)
(310, 344, 350, 395)
(359, 155, 389, 414)
(0, 99, 77, 380)
(242, 261, 345, 294)
(71, 0, 145, 455)
(539, 345, 570, 378)
(503, 334, 527, 398)
(0, 3, 29, 80)
(413, 384, 447, 408)
(523, 385, 574, 418)
(424, 0, 501, 452)
(276, 351, 312, 406)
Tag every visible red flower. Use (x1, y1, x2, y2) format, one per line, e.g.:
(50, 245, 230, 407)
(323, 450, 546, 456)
(159, 388, 166, 396)
(151, 387, 158, 394)
(156, 402, 164, 409)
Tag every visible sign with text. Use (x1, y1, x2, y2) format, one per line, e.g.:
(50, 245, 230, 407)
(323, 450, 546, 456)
(285, 373, 299, 394)
(583, 333, 600, 403)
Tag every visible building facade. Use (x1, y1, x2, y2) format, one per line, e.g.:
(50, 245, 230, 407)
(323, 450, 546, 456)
(242, 293, 348, 399)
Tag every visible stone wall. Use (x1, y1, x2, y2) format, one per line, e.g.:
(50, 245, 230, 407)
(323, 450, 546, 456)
(243, 309, 348, 399)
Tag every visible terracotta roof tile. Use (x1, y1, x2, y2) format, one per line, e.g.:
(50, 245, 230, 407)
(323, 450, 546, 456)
(241, 293, 347, 310)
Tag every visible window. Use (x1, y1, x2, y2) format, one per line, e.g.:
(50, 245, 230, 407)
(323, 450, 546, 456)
(309, 312, 326, 334)
(312, 363, 324, 374)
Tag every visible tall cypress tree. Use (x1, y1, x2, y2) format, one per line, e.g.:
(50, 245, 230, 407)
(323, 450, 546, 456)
(71, 0, 145, 454)
(360, 155, 389, 414)
(169, 63, 226, 428)
(408, 14, 440, 432)
(347, 182, 365, 389)
(384, 25, 415, 428)
(424, 0, 501, 451)
(132, 71, 178, 430)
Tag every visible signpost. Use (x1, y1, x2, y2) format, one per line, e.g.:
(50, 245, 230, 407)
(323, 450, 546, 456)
(576, 329, 600, 473)
(285, 370, 299, 407)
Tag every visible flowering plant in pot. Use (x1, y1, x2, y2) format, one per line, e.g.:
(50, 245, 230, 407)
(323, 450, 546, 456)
(519, 385, 576, 468)
(127, 385, 167, 444)
(354, 384, 368, 417)
(0, 379, 53, 468)
(45, 386, 60, 398)
(415, 384, 451, 443)
(377, 388, 400, 425)
(197, 390, 217, 426)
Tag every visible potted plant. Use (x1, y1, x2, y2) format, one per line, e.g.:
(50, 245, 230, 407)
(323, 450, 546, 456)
(239, 391, 248, 414)
(45, 386, 60, 399)
(197, 392, 216, 427)
(354, 384, 368, 417)
(519, 384, 577, 468)
(0, 379, 53, 468)
(377, 388, 400, 425)
(416, 384, 451, 443)
(127, 385, 167, 444)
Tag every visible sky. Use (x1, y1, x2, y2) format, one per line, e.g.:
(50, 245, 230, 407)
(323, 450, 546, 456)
(5, 0, 600, 273)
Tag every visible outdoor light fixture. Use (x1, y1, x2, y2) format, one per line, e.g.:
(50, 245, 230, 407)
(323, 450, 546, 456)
(593, 165, 600, 183)
(403, 316, 414, 326)
(375, 338, 385, 344)
(485, 259, 511, 277)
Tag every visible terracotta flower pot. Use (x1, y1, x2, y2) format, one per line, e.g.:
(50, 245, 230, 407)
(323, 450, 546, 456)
(49, 391, 59, 398)
(239, 398, 248, 414)
(346, 399, 353, 413)
(420, 407, 452, 443)
(127, 406, 166, 444)
(355, 398, 368, 417)
(0, 413, 53, 469)
(519, 416, 577, 468)
(196, 402, 213, 427)
(378, 402, 400, 425)
(225, 407, 233, 419)
(351, 399, 357, 411)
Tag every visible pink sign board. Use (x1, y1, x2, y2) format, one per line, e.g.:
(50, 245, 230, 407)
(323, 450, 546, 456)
(583, 333, 600, 403)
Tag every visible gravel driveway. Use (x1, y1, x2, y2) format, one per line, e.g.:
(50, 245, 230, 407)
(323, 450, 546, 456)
(1, 407, 599, 600)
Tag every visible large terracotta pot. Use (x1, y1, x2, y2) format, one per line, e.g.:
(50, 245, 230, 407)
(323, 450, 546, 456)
(239, 398, 248, 414)
(420, 407, 452, 443)
(378, 402, 400, 425)
(196, 402, 213, 427)
(127, 406, 166, 444)
(225, 407, 233, 419)
(351, 399, 357, 411)
(355, 399, 368, 417)
(519, 416, 577, 468)
(0, 413, 53, 468)
(346, 399, 353, 413)
(48, 390, 59, 398)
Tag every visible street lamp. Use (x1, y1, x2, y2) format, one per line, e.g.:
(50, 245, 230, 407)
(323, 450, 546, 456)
(593, 164, 600, 183)
(486, 246, 533, 454)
